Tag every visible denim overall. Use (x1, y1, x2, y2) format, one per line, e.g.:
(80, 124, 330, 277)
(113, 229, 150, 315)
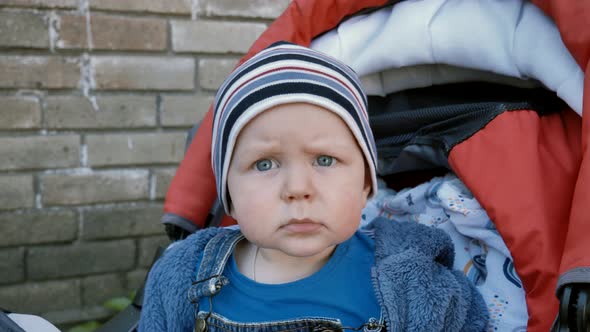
(186, 230, 385, 332)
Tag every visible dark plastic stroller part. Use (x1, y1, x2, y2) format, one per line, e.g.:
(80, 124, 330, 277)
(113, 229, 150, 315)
(557, 284, 590, 332)
(164, 122, 226, 242)
(185, 123, 200, 153)
(203, 200, 225, 228)
(367, 83, 565, 181)
(94, 305, 140, 332)
(164, 199, 224, 241)
(96, 246, 167, 332)
(164, 223, 191, 241)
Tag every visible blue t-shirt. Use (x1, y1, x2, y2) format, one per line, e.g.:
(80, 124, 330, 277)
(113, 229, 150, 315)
(199, 231, 381, 329)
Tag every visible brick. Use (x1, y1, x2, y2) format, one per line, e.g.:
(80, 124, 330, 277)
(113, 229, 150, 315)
(28, 240, 135, 279)
(0, 210, 77, 246)
(0, 135, 79, 171)
(0, 175, 34, 210)
(42, 170, 149, 205)
(0, 96, 41, 129)
(87, 133, 185, 166)
(82, 273, 126, 306)
(0, 280, 80, 313)
(161, 95, 212, 127)
(198, 58, 237, 90)
(153, 168, 176, 199)
(172, 20, 265, 53)
(0, 56, 79, 89)
(200, 0, 289, 19)
(46, 95, 156, 129)
(0, 248, 25, 284)
(92, 56, 194, 90)
(126, 269, 148, 291)
(82, 204, 164, 240)
(0, 0, 77, 9)
(0, 11, 49, 49)
(139, 235, 170, 267)
(90, 0, 191, 14)
(57, 14, 167, 51)
(54, 14, 84, 49)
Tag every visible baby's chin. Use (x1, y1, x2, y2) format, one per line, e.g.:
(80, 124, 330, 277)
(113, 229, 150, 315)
(272, 240, 340, 259)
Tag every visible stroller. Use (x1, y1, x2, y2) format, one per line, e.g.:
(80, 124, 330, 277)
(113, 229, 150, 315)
(8, 0, 583, 331)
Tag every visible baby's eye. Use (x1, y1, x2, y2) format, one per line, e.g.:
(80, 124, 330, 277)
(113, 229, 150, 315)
(254, 159, 276, 171)
(315, 155, 334, 167)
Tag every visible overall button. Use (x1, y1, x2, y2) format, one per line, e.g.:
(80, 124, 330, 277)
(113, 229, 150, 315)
(194, 317, 207, 332)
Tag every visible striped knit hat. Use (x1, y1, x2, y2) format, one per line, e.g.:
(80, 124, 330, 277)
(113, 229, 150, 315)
(212, 41, 378, 214)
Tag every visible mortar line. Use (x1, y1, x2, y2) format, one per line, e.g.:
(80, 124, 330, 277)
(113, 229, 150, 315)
(80, 134, 88, 167)
(79, 0, 94, 50)
(149, 170, 157, 201)
(34, 173, 42, 209)
(156, 94, 163, 128)
(77, 206, 85, 245)
(48, 11, 59, 53)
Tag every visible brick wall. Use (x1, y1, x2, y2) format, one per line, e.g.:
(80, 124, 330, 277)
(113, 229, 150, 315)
(0, 0, 288, 327)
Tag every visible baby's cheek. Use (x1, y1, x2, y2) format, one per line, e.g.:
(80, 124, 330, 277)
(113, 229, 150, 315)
(232, 180, 266, 205)
(235, 194, 273, 221)
(343, 191, 367, 217)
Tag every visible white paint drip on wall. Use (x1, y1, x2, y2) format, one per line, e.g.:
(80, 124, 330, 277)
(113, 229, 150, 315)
(77, 0, 100, 111)
(79, 53, 99, 112)
(48, 11, 59, 52)
(191, 0, 200, 20)
(78, 0, 94, 49)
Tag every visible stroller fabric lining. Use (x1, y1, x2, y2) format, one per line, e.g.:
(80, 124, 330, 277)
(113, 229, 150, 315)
(310, 0, 584, 115)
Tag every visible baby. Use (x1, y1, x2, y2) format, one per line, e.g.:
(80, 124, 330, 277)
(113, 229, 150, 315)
(139, 42, 488, 332)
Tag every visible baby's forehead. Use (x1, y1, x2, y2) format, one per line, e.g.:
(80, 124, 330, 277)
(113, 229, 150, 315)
(231, 103, 364, 155)
(240, 102, 356, 134)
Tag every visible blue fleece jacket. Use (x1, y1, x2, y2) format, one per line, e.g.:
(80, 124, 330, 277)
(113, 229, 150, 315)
(139, 218, 488, 331)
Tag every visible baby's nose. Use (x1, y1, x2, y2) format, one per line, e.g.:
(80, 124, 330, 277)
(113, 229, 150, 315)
(281, 165, 315, 201)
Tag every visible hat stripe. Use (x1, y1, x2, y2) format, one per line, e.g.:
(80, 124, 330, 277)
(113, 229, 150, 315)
(218, 68, 367, 134)
(218, 82, 376, 174)
(217, 44, 363, 97)
(215, 51, 367, 119)
(213, 62, 369, 160)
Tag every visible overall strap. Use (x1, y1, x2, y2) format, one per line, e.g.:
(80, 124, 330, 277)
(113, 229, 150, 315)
(187, 229, 244, 303)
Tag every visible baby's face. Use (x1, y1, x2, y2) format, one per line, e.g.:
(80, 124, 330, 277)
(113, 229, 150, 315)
(227, 102, 370, 258)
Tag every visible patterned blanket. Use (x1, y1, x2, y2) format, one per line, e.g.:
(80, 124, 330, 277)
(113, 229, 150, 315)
(362, 174, 528, 332)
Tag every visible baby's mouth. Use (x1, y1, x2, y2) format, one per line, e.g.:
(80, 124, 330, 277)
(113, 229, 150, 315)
(281, 218, 323, 233)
